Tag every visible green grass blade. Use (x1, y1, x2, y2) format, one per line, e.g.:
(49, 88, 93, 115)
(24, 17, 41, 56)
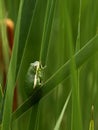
(1, 0, 24, 129)
(16, 0, 38, 76)
(89, 106, 94, 130)
(27, 104, 39, 130)
(54, 91, 71, 130)
(4, 0, 20, 22)
(42, 35, 98, 98)
(0, 84, 3, 124)
(39, 0, 57, 66)
(89, 120, 94, 130)
(69, 19, 82, 130)
(76, 0, 81, 51)
(71, 1, 82, 130)
(12, 34, 98, 121)
(0, 84, 3, 99)
(0, 0, 10, 73)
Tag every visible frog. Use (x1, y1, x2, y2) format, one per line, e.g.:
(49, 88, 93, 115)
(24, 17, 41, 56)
(25, 61, 44, 96)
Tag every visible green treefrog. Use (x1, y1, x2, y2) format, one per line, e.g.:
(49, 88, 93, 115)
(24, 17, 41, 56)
(25, 61, 44, 96)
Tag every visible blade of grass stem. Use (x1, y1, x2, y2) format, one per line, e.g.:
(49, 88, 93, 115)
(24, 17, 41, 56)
(64, 1, 82, 128)
(0, 84, 3, 124)
(0, 0, 10, 73)
(76, 0, 81, 51)
(4, 0, 20, 22)
(89, 106, 94, 130)
(1, 1, 24, 130)
(70, 44, 82, 130)
(16, 0, 37, 76)
(54, 91, 71, 130)
(68, 15, 82, 130)
(27, 104, 39, 130)
(71, 1, 82, 130)
(12, 34, 98, 121)
(75, 0, 82, 107)
(39, 0, 57, 66)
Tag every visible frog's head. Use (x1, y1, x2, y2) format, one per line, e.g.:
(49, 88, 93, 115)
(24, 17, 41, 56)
(30, 61, 40, 69)
(28, 61, 40, 74)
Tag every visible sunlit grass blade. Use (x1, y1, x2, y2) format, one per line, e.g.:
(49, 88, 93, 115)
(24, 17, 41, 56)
(12, 34, 98, 121)
(89, 105, 94, 130)
(89, 120, 94, 130)
(54, 91, 71, 130)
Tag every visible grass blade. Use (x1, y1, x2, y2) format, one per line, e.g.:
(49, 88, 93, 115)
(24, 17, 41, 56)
(39, 0, 57, 66)
(27, 104, 39, 130)
(4, 0, 20, 22)
(54, 91, 71, 130)
(71, 1, 82, 130)
(0, 0, 10, 73)
(1, 0, 24, 129)
(0, 84, 3, 124)
(89, 106, 94, 130)
(16, 0, 38, 76)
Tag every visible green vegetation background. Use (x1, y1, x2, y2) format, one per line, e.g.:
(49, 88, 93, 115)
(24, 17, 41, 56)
(0, 0, 98, 130)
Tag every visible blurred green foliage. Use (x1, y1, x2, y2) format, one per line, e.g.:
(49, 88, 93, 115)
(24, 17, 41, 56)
(0, 0, 98, 130)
